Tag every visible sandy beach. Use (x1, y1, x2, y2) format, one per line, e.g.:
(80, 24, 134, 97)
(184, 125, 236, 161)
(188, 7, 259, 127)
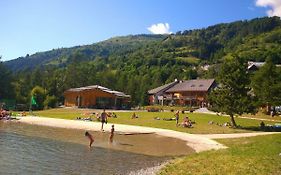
(17, 116, 280, 153)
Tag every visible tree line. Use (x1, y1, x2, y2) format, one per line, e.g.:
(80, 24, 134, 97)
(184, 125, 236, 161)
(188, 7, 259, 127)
(1, 16, 281, 118)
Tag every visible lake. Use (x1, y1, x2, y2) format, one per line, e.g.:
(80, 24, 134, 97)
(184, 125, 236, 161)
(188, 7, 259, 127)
(0, 121, 194, 175)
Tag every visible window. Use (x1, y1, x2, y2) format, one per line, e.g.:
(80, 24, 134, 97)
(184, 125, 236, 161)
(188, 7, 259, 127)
(96, 97, 114, 108)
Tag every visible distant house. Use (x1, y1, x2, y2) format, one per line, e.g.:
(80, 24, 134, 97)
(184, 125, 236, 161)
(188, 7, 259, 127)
(247, 61, 265, 71)
(200, 64, 210, 71)
(148, 79, 216, 107)
(64, 85, 131, 109)
(247, 61, 281, 71)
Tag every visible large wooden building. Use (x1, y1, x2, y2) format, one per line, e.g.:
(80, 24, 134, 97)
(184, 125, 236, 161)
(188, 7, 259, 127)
(64, 85, 131, 109)
(148, 79, 216, 107)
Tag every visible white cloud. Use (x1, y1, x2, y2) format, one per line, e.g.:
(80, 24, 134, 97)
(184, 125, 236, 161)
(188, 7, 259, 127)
(147, 23, 172, 34)
(256, 0, 281, 17)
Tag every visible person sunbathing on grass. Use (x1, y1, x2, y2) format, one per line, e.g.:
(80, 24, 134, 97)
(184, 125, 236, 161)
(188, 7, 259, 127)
(181, 116, 192, 128)
(131, 112, 138, 119)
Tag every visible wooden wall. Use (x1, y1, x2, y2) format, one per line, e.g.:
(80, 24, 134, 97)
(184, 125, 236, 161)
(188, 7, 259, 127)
(64, 89, 117, 108)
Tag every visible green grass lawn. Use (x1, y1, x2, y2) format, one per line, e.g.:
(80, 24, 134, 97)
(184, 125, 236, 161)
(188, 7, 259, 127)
(32, 108, 280, 134)
(243, 112, 281, 122)
(158, 134, 281, 175)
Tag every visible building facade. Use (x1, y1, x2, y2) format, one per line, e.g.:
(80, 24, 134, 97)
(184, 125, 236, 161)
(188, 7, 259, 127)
(64, 85, 131, 109)
(148, 79, 216, 107)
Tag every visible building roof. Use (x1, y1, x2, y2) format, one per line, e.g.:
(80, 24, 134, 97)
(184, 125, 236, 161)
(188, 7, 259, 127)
(148, 81, 178, 95)
(247, 61, 281, 70)
(166, 79, 215, 92)
(247, 61, 265, 70)
(65, 85, 130, 98)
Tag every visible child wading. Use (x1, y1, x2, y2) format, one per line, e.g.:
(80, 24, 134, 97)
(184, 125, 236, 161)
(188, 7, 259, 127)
(85, 131, 94, 147)
(110, 125, 115, 143)
(100, 109, 108, 131)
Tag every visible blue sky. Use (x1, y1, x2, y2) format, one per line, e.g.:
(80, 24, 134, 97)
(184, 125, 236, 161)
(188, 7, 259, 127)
(0, 0, 279, 61)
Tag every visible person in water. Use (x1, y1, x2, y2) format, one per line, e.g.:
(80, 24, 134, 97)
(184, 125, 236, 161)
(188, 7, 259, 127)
(100, 109, 109, 131)
(85, 131, 94, 147)
(109, 125, 115, 143)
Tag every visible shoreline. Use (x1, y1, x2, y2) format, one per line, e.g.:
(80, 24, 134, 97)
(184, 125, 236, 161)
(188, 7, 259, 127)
(128, 161, 169, 175)
(17, 116, 226, 153)
(16, 116, 280, 153)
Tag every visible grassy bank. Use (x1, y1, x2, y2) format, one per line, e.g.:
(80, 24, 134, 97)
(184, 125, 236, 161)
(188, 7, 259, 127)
(158, 134, 281, 175)
(33, 108, 280, 134)
(243, 112, 281, 122)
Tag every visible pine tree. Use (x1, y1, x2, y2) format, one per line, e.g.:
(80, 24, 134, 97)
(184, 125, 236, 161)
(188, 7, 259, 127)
(251, 58, 281, 114)
(208, 55, 255, 127)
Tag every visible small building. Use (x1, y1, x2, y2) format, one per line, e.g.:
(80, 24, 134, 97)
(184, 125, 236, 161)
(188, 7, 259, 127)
(247, 61, 265, 71)
(247, 61, 281, 71)
(64, 85, 131, 109)
(148, 79, 216, 107)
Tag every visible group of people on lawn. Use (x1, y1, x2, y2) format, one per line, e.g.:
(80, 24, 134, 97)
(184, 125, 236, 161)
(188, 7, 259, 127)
(174, 110, 193, 128)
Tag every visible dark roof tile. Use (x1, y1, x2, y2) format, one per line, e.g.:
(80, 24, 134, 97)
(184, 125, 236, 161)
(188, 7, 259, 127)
(148, 81, 178, 94)
(166, 79, 215, 92)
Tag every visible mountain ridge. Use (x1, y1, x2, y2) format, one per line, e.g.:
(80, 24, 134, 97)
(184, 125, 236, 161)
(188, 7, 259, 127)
(4, 16, 281, 72)
(3, 16, 281, 106)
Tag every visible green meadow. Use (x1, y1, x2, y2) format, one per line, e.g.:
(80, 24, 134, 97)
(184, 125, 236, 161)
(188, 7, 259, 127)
(33, 108, 280, 134)
(159, 134, 281, 175)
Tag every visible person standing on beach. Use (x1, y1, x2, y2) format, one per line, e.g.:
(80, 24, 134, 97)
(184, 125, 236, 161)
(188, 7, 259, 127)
(109, 125, 115, 143)
(175, 111, 180, 126)
(85, 131, 94, 147)
(101, 109, 108, 131)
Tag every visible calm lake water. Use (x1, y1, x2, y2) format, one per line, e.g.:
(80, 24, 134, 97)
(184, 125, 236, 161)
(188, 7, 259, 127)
(0, 121, 194, 175)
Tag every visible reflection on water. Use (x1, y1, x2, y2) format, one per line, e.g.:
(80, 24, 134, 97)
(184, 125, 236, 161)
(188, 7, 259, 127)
(0, 121, 194, 174)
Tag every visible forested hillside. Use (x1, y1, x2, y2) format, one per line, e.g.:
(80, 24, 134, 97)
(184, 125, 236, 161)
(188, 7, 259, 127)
(5, 35, 166, 71)
(2, 16, 281, 107)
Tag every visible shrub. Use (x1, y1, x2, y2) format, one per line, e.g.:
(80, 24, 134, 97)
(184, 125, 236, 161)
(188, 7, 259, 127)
(44, 95, 57, 109)
(31, 86, 46, 110)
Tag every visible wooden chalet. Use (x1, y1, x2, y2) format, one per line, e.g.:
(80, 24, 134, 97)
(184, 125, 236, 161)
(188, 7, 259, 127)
(64, 85, 131, 109)
(148, 79, 216, 107)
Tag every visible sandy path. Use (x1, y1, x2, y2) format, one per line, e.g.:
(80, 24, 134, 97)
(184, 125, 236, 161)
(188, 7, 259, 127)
(17, 116, 280, 153)
(239, 116, 281, 122)
(198, 132, 280, 139)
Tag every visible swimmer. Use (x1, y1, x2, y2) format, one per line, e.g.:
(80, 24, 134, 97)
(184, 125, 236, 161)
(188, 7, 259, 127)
(85, 131, 94, 147)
